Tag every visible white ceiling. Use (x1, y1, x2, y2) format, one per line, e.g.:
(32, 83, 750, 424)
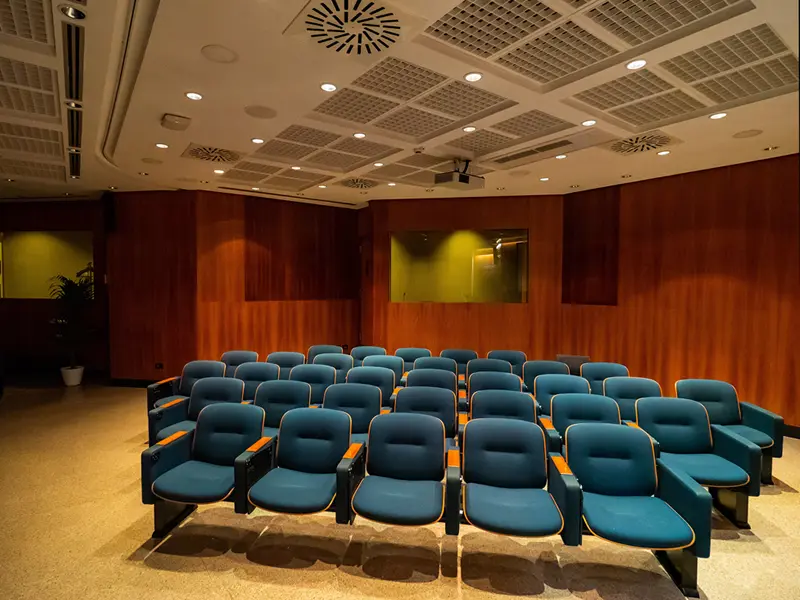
(1, 0, 798, 205)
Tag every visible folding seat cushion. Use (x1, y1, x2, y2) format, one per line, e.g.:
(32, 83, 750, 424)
(289, 364, 336, 406)
(351, 346, 386, 367)
(522, 360, 569, 396)
(580, 362, 630, 395)
(313, 353, 354, 383)
(234, 362, 279, 402)
(248, 408, 352, 514)
(308, 345, 343, 364)
(150, 360, 227, 409)
(395, 347, 432, 373)
(220, 351, 259, 377)
(487, 350, 527, 378)
(363, 355, 404, 387)
(603, 376, 662, 422)
(462, 419, 563, 536)
(352, 413, 446, 525)
(394, 387, 458, 450)
(470, 390, 536, 422)
(533, 374, 590, 416)
(346, 366, 395, 408)
(323, 383, 381, 445)
(266, 352, 305, 380)
(254, 380, 312, 438)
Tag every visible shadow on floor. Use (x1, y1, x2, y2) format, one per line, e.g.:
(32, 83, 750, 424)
(760, 477, 798, 495)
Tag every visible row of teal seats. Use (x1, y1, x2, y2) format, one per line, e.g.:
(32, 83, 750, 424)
(142, 404, 710, 597)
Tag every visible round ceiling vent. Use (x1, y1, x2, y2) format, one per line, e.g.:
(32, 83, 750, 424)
(609, 132, 672, 155)
(341, 177, 379, 189)
(305, 1, 399, 55)
(181, 144, 241, 163)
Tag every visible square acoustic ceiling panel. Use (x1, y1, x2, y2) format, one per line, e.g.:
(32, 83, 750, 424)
(0, 121, 61, 157)
(0, 56, 58, 117)
(574, 69, 674, 111)
(0, 157, 66, 181)
(0, 0, 50, 45)
(352, 57, 447, 101)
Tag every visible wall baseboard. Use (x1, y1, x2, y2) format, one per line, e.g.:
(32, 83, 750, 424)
(785, 424, 800, 439)
(111, 378, 152, 388)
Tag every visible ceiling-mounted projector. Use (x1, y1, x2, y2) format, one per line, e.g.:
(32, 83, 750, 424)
(434, 159, 485, 190)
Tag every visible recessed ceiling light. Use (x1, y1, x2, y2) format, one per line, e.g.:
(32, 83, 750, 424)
(70, 175, 79, 179)
(626, 59, 647, 70)
(65, 101, 82, 109)
(621, 174, 632, 179)
(464, 72, 483, 82)
(251, 138, 265, 144)
(425, 188, 434, 192)
(570, 185, 580, 189)
(353, 132, 366, 139)
(213, 169, 225, 174)
(108, 186, 117, 190)
(252, 187, 259, 191)
(496, 187, 505, 191)
(764, 146, 779, 151)
(6, 178, 14, 182)
(291, 166, 301, 171)
(373, 162, 384, 167)
(139, 172, 148, 176)
(59, 5, 86, 20)
(321, 83, 337, 92)
(360, 191, 368, 195)
(709, 112, 727, 120)
(582, 120, 597, 127)
(155, 143, 169, 149)
(68, 148, 80, 154)
(185, 92, 203, 101)
(555, 154, 567, 159)
(539, 177, 549, 182)
(463, 126, 477, 133)
(388, 183, 396, 187)
(318, 185, 327, 189)
(64, 193, 70, 196)
(657, 150, 670, 156)
(200, 180, 209, 184)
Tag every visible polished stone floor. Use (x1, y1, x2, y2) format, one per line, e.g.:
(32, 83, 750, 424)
(0, 384, 798, 600)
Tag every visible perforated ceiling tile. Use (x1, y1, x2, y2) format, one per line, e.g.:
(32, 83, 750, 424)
(573, 70, 674, 110)
(0, 85, 56, 116)
(398, 153, 450, 168)
(369, 164, 418, 179)
(447, 129, 516, 155)
(587, 0, 739, 47)
(307, 149, 365, 169)
(660, 24, 792, 83)
(492, 109, 573, 138)
(266, 176, 312, 190)
(235, 161, 282, 175)
(0, 57, 55, 91)
(220, 170, 265, 183)
(401, 170, 437, 186)
(496, 21, 619, 83)
(0, 122, 61, 156)
(425, 0, 560, 58)
(0, 0, 49, 45)
(330, 137, 397, 157)
(416, 81, 509, 118)
(374, 107, 455, 138)
(609, 90, 706, 127)
(352, 57, 448, 101)
(693, 56, 799, 103)
(0, 158, 65, 181)
(313, 88, 399, 123)
(275, 124, 341, 147)
(255, 139, 317, 160)
(276, 168, 329, 182)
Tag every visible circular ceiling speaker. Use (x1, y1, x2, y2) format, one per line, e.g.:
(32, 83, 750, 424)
(305, 1, 399, 55)
(244, 105, 277, 119)
(201, 44, 239, 64)
(141, 158, 163, 165)
(732, 129, 763, 139)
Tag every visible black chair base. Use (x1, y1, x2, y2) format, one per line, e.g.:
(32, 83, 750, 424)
(711, 488, 750, 529)
(655, 547, 698, 598)
(152, 500, 196, 539)
(761, 451, 773, 485)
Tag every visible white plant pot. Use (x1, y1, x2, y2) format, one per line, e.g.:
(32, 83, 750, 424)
(61, 366, 84, 387)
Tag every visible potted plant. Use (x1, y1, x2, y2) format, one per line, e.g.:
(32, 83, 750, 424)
(50, 263, 95, 386)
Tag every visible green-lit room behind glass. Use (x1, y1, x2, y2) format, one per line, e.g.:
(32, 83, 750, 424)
(391, 230, 528, 303)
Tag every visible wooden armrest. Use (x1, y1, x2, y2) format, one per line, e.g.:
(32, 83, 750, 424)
(380, 408, 391, 415)
(343, 442, 363, 459)
(552, 455, 572, 475)
(159, 398, 185, 409)
(154, 376, 179, 385)
(625, 422, 641, 428)
(402, 371, 409, 378)
(458, 390, 466, 399)
(458, 374, 465, 382)
(393, 386, 401, 394)
(447, 449, 460, 468)
(539, 417, 555, 430)
(309, 405, 319, 408)
(458, 413, 468, 425)
(157, 430, 188, 446)
(247, 436, 272, 452)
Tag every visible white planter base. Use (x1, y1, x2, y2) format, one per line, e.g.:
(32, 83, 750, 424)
(61, 366, 85, 387)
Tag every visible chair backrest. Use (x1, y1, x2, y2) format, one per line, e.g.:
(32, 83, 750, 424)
(675, 379, 741, 425)
(266, 352, 305, 380)
(470, 390, 537, 422)
(193, 403, 265, 466)
(323, 383, 381, 434)
(276, 408, 351, 474)
(234, 362, 280, 401)
(346, 366, 395, 407)
(187, 377, 245, 421)
(468, 371, 522, 396)
(179, 360, 227, 396)
(440, 349, 478, 375)
(308, 344, 343, 364)
(351, 346, 386, 366)
(466, 358, 512, 378)
(220, 351, 259, 377)
(636, 397, 713, 454)
(366, 413, 445, 481)
(533, 374, 591, 415)
(565, 422, 657, 497)
(463, 419, 547, 489)
(395, 347, 432, 372)
(603, 376, 662, 422)
(487, 350, 527, 377)
(362, 355, 404, 384)
(289, 364, 336, 405)
(406, 368, 458, 395)
(551, 393, 621, 436)
(313, 353, 354, 383)
(522, 360, 569, 392)
(414, 356, 457, 374)
(580, 362, 630, 394)
(254, 380, 312, 428)
(394, 386, 457, 438)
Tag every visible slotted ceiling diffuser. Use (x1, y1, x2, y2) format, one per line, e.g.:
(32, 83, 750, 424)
(604, 130, 678, 155)
(305, 0, 400, 55)
(340, 177, 379, 188)
(180, 143, 241, 163)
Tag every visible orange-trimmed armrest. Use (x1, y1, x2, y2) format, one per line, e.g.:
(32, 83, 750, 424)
(552, 455, 572, 475)
(160, 398, 186, 409)
(380, 408, 391, 415)
(155, 376, 179, 386)
(343, 442, 363, 459)
(539, 417, 555, 430)
(247, 436, 272, 452)
(458, 413, 468, 425)
(447, 449, 460, 468)
(393, 386, 401, 394)
(458, 389, 466, 399)
(625, 422, 641, 429)
(403, 371, 409, 378)
(158, 430, 188, 446)
(309, 405, 320, 408)
(458, 374, 465, 382)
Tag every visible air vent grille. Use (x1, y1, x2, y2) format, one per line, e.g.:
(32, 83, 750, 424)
(0, 158, 66, 181)
(276, 124, 341, 147)
(606, 130, 674, 154)
(0, 85, 56, 116)
(340, 177, 380, 189)
(609, 90, 706, 127)
(493, 109, 573, 138)
(375, 106, 455, 137)
(0, 122, 61, 156)
(447, 129, 515, 155)
(495, 139, 573, 164)
(416, 81, 510, 118)
(574, 70, 673, 110)
(305, 0, 400, 55)
(68, 152, 80, 178)
(256, 139, 317, 160)
(0, 0, 49, 44)
(352, 57, 447, 101)
(693, 56, 799, 103)
(181, 143, 242, 162)
(62, 23, 84, 101)
(0, 56, 55, 91)
(67, 108, 82, 148)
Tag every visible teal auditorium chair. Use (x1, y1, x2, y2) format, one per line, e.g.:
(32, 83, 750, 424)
(351, 346, 386, 367)
(565, 422, 712, 597)
(540, 393, 620, 452)
(289, 364, 336, 406)
(487, 350, 527, 378)
(441, 349, 478, 390)
(323, 383, 381, 445)
(363, 355, 404, 388)
(313, 353, 354, 383)
(221, 351, 258, 377)
(141, 403, 266, 538)
(603, 376, 662, 422)
(394, 386, 458, 450)
(253, 380, 312, 438)
(466, 372, 523, 412)
(462, 418, 580, 542)
(246, 408, 353, 516)
(522, 360, 569, 395)
(148, 377, 245, 445)
(346, 366, 395, 408)
(234, 362, 279, 402)
(398, 368, 457, 405)
(147, 360, 226, 411)
(352, 413, 460, 534)
(676, 379, 783, 484)
(470, 390, 536, 423)
(533, 373, 590, 415)
(636, 397, 761, 528)
(395, 347, 431, 372)
(580, 362, 629, 394)
(403, 356, 457, 387)
(466, 358, 512, 379)
(308, 344, 343, 363)
(267, 351, 304, 380)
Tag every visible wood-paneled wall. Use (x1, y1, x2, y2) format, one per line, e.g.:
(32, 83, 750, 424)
(361, 156, 800, 424)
